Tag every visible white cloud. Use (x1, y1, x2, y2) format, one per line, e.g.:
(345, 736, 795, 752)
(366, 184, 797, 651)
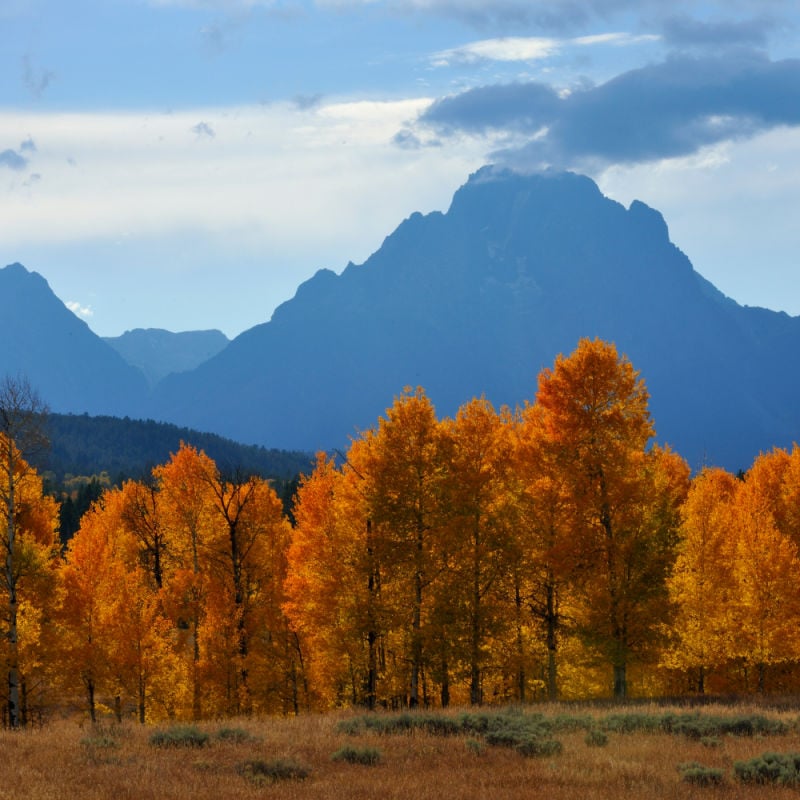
(432, 37, 559, 67)
(431, 31, 659, 68)
(0, 99, 489, 268)
(65, 300, 94, 318)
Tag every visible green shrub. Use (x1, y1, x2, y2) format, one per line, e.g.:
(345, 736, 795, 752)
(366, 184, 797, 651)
(237, 758, 310, 785)
(149, 725, 209, 748)
(80, 733, 120, 750)
(601, 713, 662, 734)
(734, 752, 800, 786)
(215, 726, 259, 744)
(551, 713, 594, 733)
(465, 738, 484, 756)
(700, 735, 722, 748)
(337, 718, 364, 736)
(514, 737, 563, 758)
(584, 728, 609, 748)
(679, 765, 725, 787)
(331, 745, 382, 765)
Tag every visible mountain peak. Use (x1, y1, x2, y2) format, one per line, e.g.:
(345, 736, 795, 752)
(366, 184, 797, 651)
(151, 168, 800, 470)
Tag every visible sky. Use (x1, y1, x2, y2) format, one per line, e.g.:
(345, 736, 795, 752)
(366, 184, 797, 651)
(1, 0, 799, 339)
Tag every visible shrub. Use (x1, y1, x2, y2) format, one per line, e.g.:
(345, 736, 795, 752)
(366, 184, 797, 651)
(601, 713, 662, 734)
(465, 738, 484, 756)
(734, 752, 800, 786)
(331, 745, 382, 766)
(679, 764, 725, 787)
(515, 737, 563, 758)
(584, 728, 609, 748)
(149, 725, 209, 748)
(215, 726, 259, 744)
(237, 758, 310, 785)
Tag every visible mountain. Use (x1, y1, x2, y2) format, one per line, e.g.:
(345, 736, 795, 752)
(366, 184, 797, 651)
(0, 263, 149, 417)
(104, 328, 229, 387)
(150, 167, 800, 471)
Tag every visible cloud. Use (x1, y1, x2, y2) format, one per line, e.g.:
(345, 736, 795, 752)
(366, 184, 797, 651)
(20, 137, 37, 153)
(192, 121, 216, 138)
(21, 55, 55, 99)
(293, 93, 324, 110)
(0, 149, 28, 171)
(660, 15, 779, 50)
(430, 31, 660, 68)
(432, 37, 558, 66)
(419, 52, 800, 169)
(65, 301, 94, 319)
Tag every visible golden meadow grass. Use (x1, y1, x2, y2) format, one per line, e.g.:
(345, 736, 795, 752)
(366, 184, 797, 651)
(4, 703, 800, 799)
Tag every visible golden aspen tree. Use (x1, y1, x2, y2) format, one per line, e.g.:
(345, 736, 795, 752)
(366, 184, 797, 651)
(153, 444, 217, 719)
(362, 388, 448, 708)
(534, 338, 688, 698)
(513, 400, 576, 701)
(198, 465, 292, 715)
(439, 397, 517, 705)
(285, 453, 362, 707)
(118, 479, 169, 590)
(663, 467, 739, 693)
(59, 503, 117, 722)
(0, 376, 51, 728)
(727, 467, 800, 692)
(101, 561, 178, 722)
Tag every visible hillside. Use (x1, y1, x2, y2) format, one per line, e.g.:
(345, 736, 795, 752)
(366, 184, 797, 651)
(39, 412, 312, 482)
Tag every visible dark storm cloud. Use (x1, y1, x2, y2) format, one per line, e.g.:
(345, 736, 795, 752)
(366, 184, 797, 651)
(0, 149, 28, 171)
(419, 52, 800, 168)
(661, 15, 778, 49)
(424, 82, 561, 134)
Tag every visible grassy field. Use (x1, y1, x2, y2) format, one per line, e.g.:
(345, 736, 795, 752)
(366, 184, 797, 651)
(3, 704, 800, 799)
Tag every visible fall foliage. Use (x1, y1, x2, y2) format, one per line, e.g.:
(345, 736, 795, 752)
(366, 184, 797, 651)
(5, 338, 800, 725)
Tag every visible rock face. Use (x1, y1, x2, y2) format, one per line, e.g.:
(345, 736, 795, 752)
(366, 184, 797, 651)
(104, 328, 229, 387)
(149, 167, 800, 470)
(0, 262, 149, 417)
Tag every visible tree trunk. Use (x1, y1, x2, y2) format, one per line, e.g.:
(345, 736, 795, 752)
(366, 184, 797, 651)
(613, 663, 627, 699)
(514, 572, 525, 702)
(545, 578, 558, 702)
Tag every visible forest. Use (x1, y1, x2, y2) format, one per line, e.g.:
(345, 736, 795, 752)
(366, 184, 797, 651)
(2, 337, 800, 728)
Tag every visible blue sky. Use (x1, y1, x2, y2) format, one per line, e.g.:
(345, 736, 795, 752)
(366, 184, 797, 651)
(1, 0, 799, 338)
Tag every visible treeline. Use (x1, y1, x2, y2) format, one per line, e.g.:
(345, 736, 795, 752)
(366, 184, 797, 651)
(41, 412, 312, 485)
(3, 339, 800, 727)
(37, 413, 311, 541)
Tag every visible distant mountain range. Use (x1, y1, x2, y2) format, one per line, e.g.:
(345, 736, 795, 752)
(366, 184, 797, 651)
(4, 167, 800, 471)
(104, 328, 229, 387)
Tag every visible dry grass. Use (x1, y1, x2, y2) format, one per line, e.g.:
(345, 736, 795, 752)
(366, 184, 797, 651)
(3, 703, 800, 799)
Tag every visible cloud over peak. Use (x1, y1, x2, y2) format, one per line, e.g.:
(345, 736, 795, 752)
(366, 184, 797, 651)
(420, 51, 800, 169)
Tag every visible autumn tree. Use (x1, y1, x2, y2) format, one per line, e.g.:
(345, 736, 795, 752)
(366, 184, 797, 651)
(0, 376, 54, 728)
(198, 463, 293, 715)
(513, 400, 574, 701)
(362, 388, 450, 708)
(439, 397, 517, 705)
(727, 459, 800, 692)
(663, 467, 739, 693)
(153, 444, 217, 719)
(534, 339, 688, 698)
